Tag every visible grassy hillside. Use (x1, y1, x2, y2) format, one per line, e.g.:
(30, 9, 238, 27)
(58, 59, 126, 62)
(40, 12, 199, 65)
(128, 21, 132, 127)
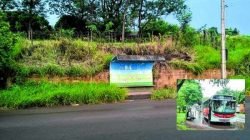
(12, 36, 250, 94)
(14, 38, 192, 79)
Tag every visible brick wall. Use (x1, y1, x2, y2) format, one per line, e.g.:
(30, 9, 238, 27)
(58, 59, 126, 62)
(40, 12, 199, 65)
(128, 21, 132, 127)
(153, 69, 234, 89)
(30, 68, 234, 89)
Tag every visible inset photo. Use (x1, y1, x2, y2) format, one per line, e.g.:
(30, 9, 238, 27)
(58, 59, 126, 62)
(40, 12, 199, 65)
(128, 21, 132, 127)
(177, 79, 245, 130)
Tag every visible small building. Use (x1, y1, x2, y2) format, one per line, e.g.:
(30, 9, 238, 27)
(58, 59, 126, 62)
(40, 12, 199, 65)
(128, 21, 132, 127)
(110, 55, 165, 87)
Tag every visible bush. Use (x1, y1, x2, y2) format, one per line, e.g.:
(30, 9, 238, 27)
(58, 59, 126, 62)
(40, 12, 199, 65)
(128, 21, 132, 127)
(151, 88, 176, 100)
(0, 81, 127, 109)
(0, 12, 18, 88)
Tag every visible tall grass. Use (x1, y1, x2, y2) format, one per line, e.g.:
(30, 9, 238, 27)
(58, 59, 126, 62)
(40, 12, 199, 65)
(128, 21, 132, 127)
(227, 36, 250, 69)
(15, 38, 114, 79)
(151, 88, 176, 100)
(0, 81, 127, 109)
(194, 45, 220, 69)
(12, 36, 250, 81)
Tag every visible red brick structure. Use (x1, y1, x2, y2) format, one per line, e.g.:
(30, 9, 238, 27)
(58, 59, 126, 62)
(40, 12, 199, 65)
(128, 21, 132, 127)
(30, 68, 234, 89)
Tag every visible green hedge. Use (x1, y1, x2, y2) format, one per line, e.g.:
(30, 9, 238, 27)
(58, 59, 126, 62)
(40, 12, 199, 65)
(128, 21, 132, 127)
(0, 81, 127, 109)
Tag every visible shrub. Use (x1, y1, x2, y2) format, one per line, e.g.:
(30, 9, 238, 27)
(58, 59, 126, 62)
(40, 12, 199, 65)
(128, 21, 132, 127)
(151, 88, 176, 100)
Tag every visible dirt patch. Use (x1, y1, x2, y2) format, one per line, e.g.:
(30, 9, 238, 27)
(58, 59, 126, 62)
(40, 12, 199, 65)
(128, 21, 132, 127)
(100, 45, 192, 61)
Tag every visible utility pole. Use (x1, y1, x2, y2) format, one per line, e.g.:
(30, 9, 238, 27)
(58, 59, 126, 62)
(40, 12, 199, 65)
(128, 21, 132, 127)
(221, 0, 227, 79)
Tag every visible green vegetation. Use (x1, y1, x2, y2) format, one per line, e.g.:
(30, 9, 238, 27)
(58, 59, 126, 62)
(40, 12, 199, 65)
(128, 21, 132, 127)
(7, 36, 250, 93)
(216, 87, 245, 104)
(194, 45, 221, 69)
(0, 12, 19, 88)
(151, 88, 176, 100)
(177, 80, 203, 112)
(0, 81, 127, 109)
(177, 112, 192, 130)
(13, 39, 113, 83)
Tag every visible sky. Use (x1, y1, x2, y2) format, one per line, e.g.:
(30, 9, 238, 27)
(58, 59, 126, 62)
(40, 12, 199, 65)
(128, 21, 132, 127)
(199, 79, 245, 98)
(165, 0, 250, 35)
(47, 0, 250, 35)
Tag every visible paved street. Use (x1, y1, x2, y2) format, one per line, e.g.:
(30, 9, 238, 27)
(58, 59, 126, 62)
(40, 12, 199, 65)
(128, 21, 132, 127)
(0, 99, 250, 140)
(186, 110, 245, 130)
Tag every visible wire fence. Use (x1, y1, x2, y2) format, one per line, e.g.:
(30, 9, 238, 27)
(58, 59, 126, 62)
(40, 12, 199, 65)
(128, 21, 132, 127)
(21, 30, 221, 49)
(23, 31, 146, 42)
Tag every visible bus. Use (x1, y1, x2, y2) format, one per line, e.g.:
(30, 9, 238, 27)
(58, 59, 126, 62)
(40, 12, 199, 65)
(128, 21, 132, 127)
(202, 95, 236, 124)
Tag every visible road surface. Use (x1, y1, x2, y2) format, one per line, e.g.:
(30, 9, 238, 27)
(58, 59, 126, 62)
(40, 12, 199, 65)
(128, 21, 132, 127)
(186, 110, 245, 130)
(0, 99, 249, 140)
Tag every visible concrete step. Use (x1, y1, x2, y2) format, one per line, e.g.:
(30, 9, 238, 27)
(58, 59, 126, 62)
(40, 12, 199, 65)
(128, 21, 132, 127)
(126, 91, 152, 100)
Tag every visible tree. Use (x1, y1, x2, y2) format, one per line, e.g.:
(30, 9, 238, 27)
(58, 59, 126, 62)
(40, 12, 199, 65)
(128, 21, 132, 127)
(0, 0, 17, 11)
(177, 80, 203, 112)
(226, 28, 240, 36)
(47, 0, 99, 25)
(55, 15, 87, 33)
(48, 0, 191, 39)
(19, 0, 46, 42)
(216, 87, 234, 95)
(234, 91, 245, 104)
(216, 88, 245, 104)
(142, 19, 169, 36)
(6, 11, 52, 35)
(232, 28, 240, 35)
(0, 12, 18, 88)
(137, 0, 191, 37)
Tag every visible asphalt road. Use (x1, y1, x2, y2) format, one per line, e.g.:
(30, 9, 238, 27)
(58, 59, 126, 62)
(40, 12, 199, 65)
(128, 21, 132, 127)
(186, 110, 245, 130)
(0, 99, 249, 140)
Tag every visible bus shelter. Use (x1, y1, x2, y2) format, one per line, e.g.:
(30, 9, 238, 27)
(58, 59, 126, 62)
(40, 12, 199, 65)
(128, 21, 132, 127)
(110, 55, 165, 87)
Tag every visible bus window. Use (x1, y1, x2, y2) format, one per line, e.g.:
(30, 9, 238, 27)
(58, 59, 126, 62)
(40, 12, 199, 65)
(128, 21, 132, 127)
(212, 100, 236, 113)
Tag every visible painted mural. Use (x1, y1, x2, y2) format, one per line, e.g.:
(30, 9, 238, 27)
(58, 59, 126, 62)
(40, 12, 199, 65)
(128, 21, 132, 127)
(110, 61, 154, 87)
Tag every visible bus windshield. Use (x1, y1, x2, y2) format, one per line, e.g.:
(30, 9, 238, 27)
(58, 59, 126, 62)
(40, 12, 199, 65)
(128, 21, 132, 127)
(213, 100, 236, 113)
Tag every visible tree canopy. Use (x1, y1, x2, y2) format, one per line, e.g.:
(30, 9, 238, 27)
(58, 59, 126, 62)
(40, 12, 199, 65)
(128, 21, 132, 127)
(141, 19, 179, 36)
(55, 15, 87, 32)
(0, 0, 17, 11)
(47, 0, 191, 34)
(177, 80, 203, 112)
(216, 88, 245, 104)
(0, 12, 18, 88)
(6, 11, 52, 33)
